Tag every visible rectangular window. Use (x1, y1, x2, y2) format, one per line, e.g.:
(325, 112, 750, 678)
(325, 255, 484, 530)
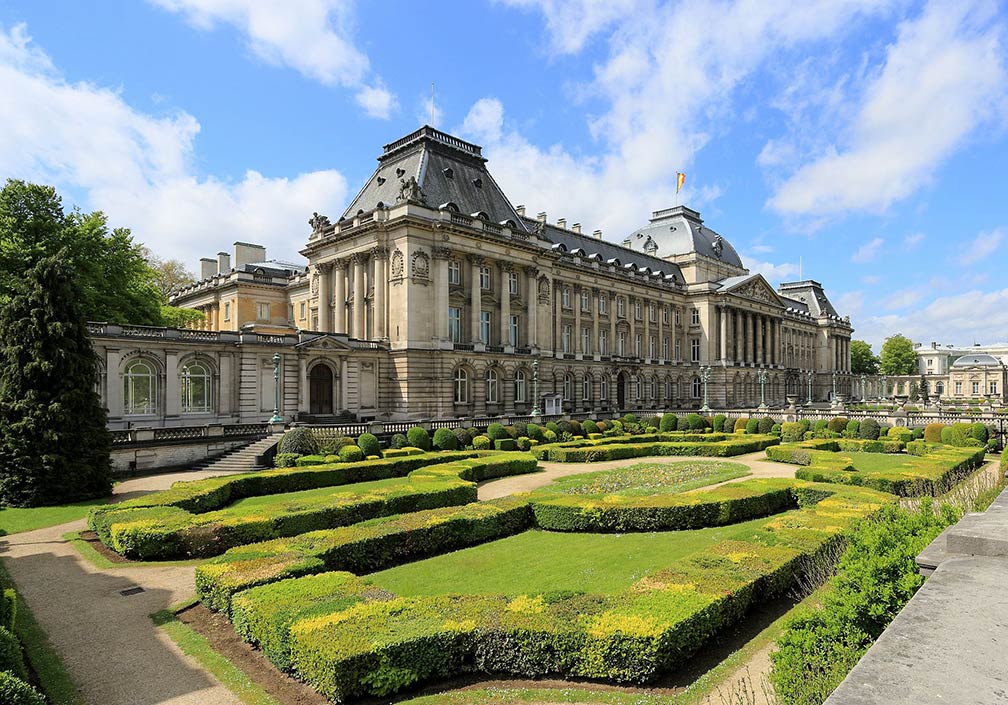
(675, 309, 680, 326)
(508, 271, 519, 295)
(662, 306, 669, 324)
(972, 381, 980, 395)
(927, 358, 933, 367)
(675, 339, 681, 360)
(691, 308, 700, 326)
(635, 334, 642, 358)
(634, 301, 642, 320)
(582, 376, 591, 401)
(955, 381, 962, 395)
(257, 302, 270, 321)
(448, 260, 461, 285)
(649, 336, 656, 359)
(299, 301, 306, 319)
(479, 266, 491, 290)
(662, 338, 669, 360)
(691, 338, 700, 362)
(224, 302, 231, 321)
(599, 330, 608, 355)
(618, 331, 626, 356)
(509, 315, 519, 347)
(582, 327, 591, 354)
(990, 381, 998, 395)
(617, 297, 625, 317)
(649, 304, 655, 322)
(448, 307, 461, 343)
(600, 376, 609, 400)
(580, 291, 589, 312)
(480, 311, 491, 343)
(599, 296, 607, 315)
(562, 288, 571, 309)
(562, 325, 571, 353)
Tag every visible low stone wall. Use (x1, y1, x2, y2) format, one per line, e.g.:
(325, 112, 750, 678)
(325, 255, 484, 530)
(110, 438, 253, 476)
(825, 486, 1008, 705)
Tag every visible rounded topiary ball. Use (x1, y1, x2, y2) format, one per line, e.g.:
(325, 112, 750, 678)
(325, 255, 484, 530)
(433, 428, 458, 451)
(357, 433, 381, 458)
(406, 426, 431, 451)
(338, 445, 364, 463)
(277, 426, 318, 456)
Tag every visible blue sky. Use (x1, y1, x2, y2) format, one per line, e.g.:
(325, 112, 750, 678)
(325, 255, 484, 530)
(1, 1, 1006, 350)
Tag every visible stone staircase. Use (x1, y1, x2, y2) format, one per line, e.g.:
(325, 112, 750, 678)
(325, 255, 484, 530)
(192, 432, 285, 474)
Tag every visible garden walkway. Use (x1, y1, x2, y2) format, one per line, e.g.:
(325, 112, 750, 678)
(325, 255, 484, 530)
(0, 469, 248, 705)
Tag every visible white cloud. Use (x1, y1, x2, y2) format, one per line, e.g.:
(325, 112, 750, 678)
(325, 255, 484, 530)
(417, 92, 444, 128)
(958, 228, 1003, 264)
(0, 23, 347, 264)
(462, 1, 897, 244)
(749, 243, 775, 254)
(851, 237, 884, 263)
(837, 290, 866, 317)
(903, 232, 925, 248)
(743, 257, 799, 283)
(461, 98, 505, 143)
(150, 0, 395, 118)
(768, 0, 1006, 216)
(884, 287, 923, 310)
(862, 274, 881, 285)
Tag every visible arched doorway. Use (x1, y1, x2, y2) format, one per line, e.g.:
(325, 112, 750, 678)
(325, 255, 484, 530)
(309, 364, 334, 415)
(616, 372, 627, 410)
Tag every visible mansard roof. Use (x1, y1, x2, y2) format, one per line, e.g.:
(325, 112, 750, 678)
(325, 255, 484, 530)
(341, 125, 529, 231)
(777, 280, 840, 318)
(623, 206, 744, 269)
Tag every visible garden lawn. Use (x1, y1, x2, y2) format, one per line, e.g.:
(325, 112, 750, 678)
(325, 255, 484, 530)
(214, 477, 406, 514)
(842, 452, 921, 473)
(0, 498, 107, 535)
(548, 460, 750, 496)
(368, 514, 777, 596)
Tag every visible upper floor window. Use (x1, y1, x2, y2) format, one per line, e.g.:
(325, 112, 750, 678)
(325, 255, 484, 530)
(648, 304, 655, 322)
(563, 374, 573, 401)
(582, 375, 592, 401)
(257, 302, 270, 321)
(972, 381, 980, 395)
(448, 307, 461, 343)
(299, 301, 306, 320)
(562, 325, 572, 353)
(123, 359, 157, 415)
(691, 308, 700, 326)
(514, 369, 527, 402)
(649, 336, 656, 359)
(508, 271, 519, 295)
(662, 337, 669, 360)
(479, 266, 492, 290)
(448, 260, 461, 285)
(599, 296, 608, 315)
(561, 288, 571, 309)
(224, 301, 231, 321)
(509, 315, 519, 347)
(599, 329, 608, 355)
(582, 327, 591, 354)
(675, 308, 680, 326)
(486, 368, 499, 403)
(634, 301, 642, 320)
(691, 338, 700, 362)
(454, 368, 469, 404)
(662, 306, 669, 324)
(618, 331, 626, 356)
(955, 381, 962, 395)
(479, 311, 491, 344)
(635, 334, 642, 358)
(581, 290, 590, 312)
(180, 361, 212, 413)
(617, 297, 625, 318)
(990, 381, 999, 395)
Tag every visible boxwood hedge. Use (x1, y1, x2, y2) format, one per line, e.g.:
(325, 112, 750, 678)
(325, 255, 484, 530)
(534, 434, 779, 463)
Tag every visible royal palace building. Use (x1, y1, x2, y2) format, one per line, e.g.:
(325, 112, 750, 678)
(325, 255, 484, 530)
(91, 126, 854, 427)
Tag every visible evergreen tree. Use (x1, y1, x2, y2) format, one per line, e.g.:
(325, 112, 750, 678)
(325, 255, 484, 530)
(0, 254, 112, 506)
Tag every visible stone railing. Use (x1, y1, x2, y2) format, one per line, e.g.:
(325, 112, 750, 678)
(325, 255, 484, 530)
(110, 422, 275, 447)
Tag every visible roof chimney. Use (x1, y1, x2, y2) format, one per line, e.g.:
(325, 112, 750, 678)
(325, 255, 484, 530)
(217, 251, 231, 274)
(200, 258, 217, 280)
(537, 211, 547, 223)
(234, 242, 267, 268)
(572, 223, 581, 233)
(557, 218, 566, 229)
(593, 230, 603, 240)
(515, 205, 525, 216)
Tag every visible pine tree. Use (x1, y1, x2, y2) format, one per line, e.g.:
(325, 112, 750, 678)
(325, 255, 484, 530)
(0, 254, 112, 506)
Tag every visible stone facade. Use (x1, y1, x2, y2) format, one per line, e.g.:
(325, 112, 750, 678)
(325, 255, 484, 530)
(914, 342, 1008, 405)
(156, 125, 856, 425)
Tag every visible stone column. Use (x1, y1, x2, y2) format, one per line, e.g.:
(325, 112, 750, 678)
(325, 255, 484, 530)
(573, 285, 582, 355)
(670, 306, 677, 361)
(767, 318, 774, 366)
(628, 298, 637, 356)
(372, 249, 386, 340)
(316, 263, 331, 333)
(609, 295, 617, 355)
(719, 306, 728, 362)
(592, 288, 600, 358)
(433, 248, 450, 343)
(745, 312, 753, 364)
(332, 260, 346, 334)
(500, 262, 511, 347)
(642, 300, 651, 360)
(352, 254, 366, 338)
(525, 267, 538, 348)
(656, 303, 664, 362)
(470, 256, 482, 344)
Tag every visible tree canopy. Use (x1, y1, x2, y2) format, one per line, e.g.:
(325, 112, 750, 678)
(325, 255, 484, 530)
(850, 339, 880, 375)
(0, 179, 200, 327)
(879, 334, 918, 375)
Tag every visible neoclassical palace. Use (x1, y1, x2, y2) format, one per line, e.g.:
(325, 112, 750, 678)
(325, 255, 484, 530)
(91, 126, 855, 427)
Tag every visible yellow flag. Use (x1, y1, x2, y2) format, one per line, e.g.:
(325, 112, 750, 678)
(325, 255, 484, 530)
(676, 172, 686, 193)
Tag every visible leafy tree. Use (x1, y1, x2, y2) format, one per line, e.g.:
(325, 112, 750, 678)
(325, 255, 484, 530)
(0, 254, 113, 506)
(879, 334, 917, 375)
(0, 180, 202, 328)
(850, 339, 879, 375)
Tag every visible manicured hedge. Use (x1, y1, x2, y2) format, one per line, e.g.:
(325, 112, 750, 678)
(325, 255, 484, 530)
(531, 479, 799, 532)
(220, 481, 889, 701)
(0, 672, 44, 705)
(535, 435, 779, 463)
(91, 453, 537, 560)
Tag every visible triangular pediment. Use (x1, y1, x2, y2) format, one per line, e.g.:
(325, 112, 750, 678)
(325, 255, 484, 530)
(295, 334, 356, 351)
(722, 274, 784, 307)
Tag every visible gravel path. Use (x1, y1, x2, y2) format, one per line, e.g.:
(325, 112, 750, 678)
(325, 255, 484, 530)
(0, 470, 247, 705)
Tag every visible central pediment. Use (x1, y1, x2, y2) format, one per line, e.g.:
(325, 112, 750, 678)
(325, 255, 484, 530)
(295, 333, 357, 351)
(721, 274, 784, 306)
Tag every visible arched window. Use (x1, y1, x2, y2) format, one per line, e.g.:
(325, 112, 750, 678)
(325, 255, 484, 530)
(582, 375, 592, 402)
(454, 368, 469, 404)
(180, 360, 212, 413)
(486, 368, 499, 404)
(563, 374, 573, 401)
(514, 369, 526, 403)
(124, 358, 158, 415)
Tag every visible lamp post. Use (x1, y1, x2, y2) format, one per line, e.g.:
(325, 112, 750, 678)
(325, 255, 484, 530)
(757, 368, 768, 410)
(531, 357, 541, 417)
(831, 370, 838, 405)
(860, 374, 867, 402)
(699, 365, 712, 412)
(881, 375, 888, 404)
(269, 352, 284, 424)
(806, 370, 813, 406)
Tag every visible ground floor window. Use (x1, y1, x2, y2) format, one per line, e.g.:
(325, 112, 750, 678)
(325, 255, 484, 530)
(692, 377, 701, 398)
(454, 368, 469, 403)
(582, 376, 591, 401)
(600, 376, 608, 400)
(180, 361, 212, 413)
(514, 369, 526, 402)
(486, 368, 498, 403)
(124, 359, 158, 415)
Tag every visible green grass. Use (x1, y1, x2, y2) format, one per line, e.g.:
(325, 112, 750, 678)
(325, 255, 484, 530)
(62, 532, 204, 569)
(843, 452, 920, 473)
(0, 498, 107, 536)
(217, 476, 406, 513)
(548, 460, 750, 496)
(0, 561, 84, 705)
(152, 600, 279, 705)
(369, 514, 780, 596)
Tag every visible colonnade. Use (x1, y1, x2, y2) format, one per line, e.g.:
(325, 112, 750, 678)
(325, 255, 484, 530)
(717, 305, 783, 366)
(314, 249, 387, 340)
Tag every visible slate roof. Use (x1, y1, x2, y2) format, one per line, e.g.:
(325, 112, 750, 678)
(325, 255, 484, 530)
(623, 206, 744, 268)
(341, 126, 529, 231)
(951, 354, 1003, 368)
(242, 260, 307, 276)
(777, 280, 839, 317)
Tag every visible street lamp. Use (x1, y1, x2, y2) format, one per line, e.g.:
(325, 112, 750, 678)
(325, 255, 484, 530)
(806, 369, 814, 406)
(531, 358, 541, 417)
(757, 368, 768, 410)
(860, 374, 867, 402)
(699, 365, 712, 412)
(881, 375, 888, 403)
(269, 352, 284, 424)
(831, 370, 838, 405)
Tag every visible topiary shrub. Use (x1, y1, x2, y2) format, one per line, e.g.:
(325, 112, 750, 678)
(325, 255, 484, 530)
(676, 416, 690, 431)
(858, 418, 880, 440)
(0, 625, 27, 679)
(337, 445, 364, 463)
(542, 429, 557, 443)
(0, 672, 44, 705)
(745, 418, 759, 434)
(545, 422, 560, 435)
(687, 413, 705, 430)
(357, 433, 381, 458)
(494, 439, 518, 451)
(512, 422, 528, 438)
(622, 414, 638, 425)
(887, 427, 913, 444)
(453, 427, 473, 449)
(582, 419, 598, 435)
(526, 424, 544, 442)
(432, 428, 458, 451)
(940, 426, 953, 444)
(595, 420, 608, 432)
(569, 420, 584, 437)
(487, 423, 507, 441)
(757, 417, 774, 434)
(273, 453, 300, 468)
(828, 417, 849, 434)
(781, 422, 804, 443)
(278, 427, 318, 456)
(949, 422, 972, 447)
(472, 435, 492, 450)
(713, 414, 726, 432)
(846, 420, 860, 437)
(970, 423, 989, 444)
(814, 420, 829, 435)
(390, 433, 408, 449)
(406, 426, 431, 451)
(771, 423, 782, 436)
(516, 437, 531, 452)
(734, 417, 749, 433)
(659, 413, 677, 432)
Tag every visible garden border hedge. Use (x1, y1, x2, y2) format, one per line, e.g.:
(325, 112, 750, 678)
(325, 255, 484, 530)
(534, 434, 779, 463)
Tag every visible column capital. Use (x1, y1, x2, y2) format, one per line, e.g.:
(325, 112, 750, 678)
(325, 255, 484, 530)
(524, 265, 539, 277)
(350, 251, 368, 265)
(432, 246, 452, 260)
(369, 246, 388, 259)
(498, 260, 514, 273)
(313, 262, 333, 275)
(467, 253, 485, 266)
